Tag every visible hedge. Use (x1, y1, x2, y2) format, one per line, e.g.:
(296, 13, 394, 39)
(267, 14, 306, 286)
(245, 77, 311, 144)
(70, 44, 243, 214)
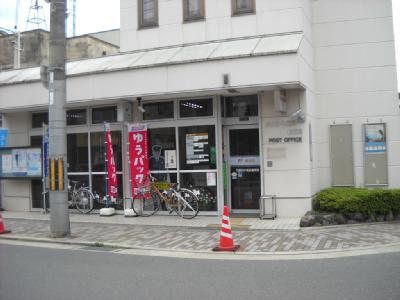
(313, 188, 400, 216)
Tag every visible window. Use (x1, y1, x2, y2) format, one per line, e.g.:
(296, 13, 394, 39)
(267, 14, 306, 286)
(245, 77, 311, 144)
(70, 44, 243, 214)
(67, 109, 87, 126)
(32, 112, 48, 128)
(148, 127, 177, 181)
(91, 106, 118, 124)
(90, 131, 122, 172)
(179, 125, 216, 170)
(179, 98, 213, 118)
(143, 101, 174, 120)
(67, 133, 89, 172)
(232, 0, 255, 15)
(221, 95, 258, 118)
(183, 0, 205, 21)
(139, 0, 158, 28)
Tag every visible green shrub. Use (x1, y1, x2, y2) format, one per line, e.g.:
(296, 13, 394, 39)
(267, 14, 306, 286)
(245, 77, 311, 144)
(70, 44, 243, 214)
(313, 188, 400, 216)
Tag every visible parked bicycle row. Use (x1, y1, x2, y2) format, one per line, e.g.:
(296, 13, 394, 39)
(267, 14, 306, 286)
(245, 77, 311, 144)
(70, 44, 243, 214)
(68, 175, 200, 219)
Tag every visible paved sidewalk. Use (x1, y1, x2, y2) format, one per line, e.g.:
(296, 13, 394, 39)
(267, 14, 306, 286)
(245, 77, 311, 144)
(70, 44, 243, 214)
(1, 211, 301, 230)
(2, 213, 400, 253)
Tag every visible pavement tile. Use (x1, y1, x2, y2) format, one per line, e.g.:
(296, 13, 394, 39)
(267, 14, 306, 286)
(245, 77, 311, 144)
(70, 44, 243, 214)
(2, 216, 400, 253)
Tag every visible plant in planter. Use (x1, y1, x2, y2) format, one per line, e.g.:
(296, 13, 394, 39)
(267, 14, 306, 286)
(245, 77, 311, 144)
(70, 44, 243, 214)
(301, 188, 400, 227)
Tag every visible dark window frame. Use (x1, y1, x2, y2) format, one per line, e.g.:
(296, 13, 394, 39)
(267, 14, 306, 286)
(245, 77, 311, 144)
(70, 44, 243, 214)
(66, 109, 87, 126)
(231, 0, 256, 16)
(142, 101, 175, 121)
(138, 0, 159, 29)
(179, 98, 213, 118)
(91, 106, 118, 124)
(31, 112, 48, 129)
(183, 0, 205, 22)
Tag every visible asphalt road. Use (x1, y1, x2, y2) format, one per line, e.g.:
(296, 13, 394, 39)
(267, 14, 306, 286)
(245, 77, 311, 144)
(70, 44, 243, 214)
(1, 242, 399, 300)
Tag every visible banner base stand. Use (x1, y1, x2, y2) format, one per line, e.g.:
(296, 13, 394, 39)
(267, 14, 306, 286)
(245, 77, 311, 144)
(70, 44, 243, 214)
(99, 207, 116, 216)
(124, 208, 137, 217)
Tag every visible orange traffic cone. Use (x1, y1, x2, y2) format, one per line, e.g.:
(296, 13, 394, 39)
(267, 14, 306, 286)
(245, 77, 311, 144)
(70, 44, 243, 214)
(213, 206, 240, 252)
(0, 213, 11, 234)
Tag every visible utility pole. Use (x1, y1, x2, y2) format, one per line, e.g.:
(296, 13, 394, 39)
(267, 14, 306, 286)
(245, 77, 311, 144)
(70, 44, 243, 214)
(48, 0, 70, 237)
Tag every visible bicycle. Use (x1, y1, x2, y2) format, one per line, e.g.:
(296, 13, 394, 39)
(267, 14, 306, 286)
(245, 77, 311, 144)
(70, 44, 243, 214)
(68, 181, 96, 214)
(130, 175, 200, 219)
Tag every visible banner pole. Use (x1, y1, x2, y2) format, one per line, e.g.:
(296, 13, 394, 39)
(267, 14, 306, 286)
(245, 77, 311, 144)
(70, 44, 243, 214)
(104, 122, 108, 208)
(42, 123, 47, 214)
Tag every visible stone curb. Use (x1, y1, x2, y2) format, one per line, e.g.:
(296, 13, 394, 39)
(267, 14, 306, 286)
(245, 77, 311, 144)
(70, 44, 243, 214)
(300, 220, 400, 231)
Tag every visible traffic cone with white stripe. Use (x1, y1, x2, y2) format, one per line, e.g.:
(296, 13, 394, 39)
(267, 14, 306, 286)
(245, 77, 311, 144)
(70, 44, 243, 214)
(0, 213, 11, 234)
(213, 205, 240, 252)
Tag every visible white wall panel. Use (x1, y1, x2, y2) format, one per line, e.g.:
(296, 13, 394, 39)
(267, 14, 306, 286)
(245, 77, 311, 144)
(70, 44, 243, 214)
(263, 169, 311, 197)
(136, 28, 160, 49)
(205, 0, 230, 19)
(256, 8, 302, 36)
(316, 142, 330, 168)
(182, 22, 207, 44)
(231, 14, 257, 38)
(120, 6, 137, 30)
(316, 66, 397, 94)
(354, 166, 364, 188)
(313, 17, 394, 47)
(0, 83, 47, 110)
(388, 166, 400, 188)
(317, 91, 399, 119)
(312, 0, 392, 23)
(159, 0, 181, 25)
(387, 141, 400, 166)
(275, 198, 311, 218)
(316, 42, 396, 70)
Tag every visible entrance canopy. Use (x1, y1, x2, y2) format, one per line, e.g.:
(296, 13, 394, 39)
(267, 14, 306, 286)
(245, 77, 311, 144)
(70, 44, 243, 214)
(0, 32, 305, 111)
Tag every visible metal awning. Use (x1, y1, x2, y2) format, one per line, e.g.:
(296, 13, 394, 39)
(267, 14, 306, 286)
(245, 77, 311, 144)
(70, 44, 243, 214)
(0, 32, 303, 86)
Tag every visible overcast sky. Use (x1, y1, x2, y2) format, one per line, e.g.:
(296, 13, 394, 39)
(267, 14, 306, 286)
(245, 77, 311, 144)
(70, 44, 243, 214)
(0, 0, 399, 90)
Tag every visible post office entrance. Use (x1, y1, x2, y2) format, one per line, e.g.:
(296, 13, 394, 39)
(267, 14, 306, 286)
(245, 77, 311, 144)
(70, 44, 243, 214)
(225, 126, 261, 213)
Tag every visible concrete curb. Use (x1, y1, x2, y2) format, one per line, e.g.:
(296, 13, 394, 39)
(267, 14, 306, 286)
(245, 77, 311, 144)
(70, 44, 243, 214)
(5, 215, 400, 232)
(1, 234, 400, 261)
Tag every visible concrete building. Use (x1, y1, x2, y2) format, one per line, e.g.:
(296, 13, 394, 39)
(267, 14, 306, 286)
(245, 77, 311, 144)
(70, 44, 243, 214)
(0, 0, 398, 217)
(0, 29, 119, 70)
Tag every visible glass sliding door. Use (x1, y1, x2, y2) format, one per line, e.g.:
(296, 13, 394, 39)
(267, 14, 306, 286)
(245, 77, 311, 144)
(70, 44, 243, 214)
(227, 127, 260, 212)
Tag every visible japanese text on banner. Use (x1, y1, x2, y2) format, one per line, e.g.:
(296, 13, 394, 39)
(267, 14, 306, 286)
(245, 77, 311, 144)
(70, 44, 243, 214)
(105, 123, 118, 199)
(128, 124, 149, 197)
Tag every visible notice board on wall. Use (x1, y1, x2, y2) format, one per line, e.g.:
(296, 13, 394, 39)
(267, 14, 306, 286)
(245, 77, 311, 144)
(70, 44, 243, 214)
(0, 147, 42, 178)
(364, 123, 388, 185)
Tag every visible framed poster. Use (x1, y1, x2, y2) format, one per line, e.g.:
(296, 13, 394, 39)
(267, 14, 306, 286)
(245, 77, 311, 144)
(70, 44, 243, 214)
(364, 123, 386, 153)
(364, 123, 388, 185)
(0, 147, 42, 178)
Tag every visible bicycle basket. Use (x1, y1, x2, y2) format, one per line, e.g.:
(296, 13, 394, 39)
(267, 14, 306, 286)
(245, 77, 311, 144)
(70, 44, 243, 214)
(153, 181, 174, 191)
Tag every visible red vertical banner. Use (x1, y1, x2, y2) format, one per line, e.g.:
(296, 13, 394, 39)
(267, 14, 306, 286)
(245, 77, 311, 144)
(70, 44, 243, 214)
(105, 123, 118, 199)
(128, 123, 149, 197)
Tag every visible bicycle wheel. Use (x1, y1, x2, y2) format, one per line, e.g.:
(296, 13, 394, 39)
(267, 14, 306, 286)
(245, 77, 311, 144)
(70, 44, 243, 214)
(132, 189, 161, 217)
(75, 188, 94, 214)
(176, 188, 199, 219)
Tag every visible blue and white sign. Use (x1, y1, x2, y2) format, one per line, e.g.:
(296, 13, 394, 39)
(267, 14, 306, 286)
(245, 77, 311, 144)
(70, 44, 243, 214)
(0, 128, 8, 148)
(43, 125, 49, 177)
(365, 124, 386, 153)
